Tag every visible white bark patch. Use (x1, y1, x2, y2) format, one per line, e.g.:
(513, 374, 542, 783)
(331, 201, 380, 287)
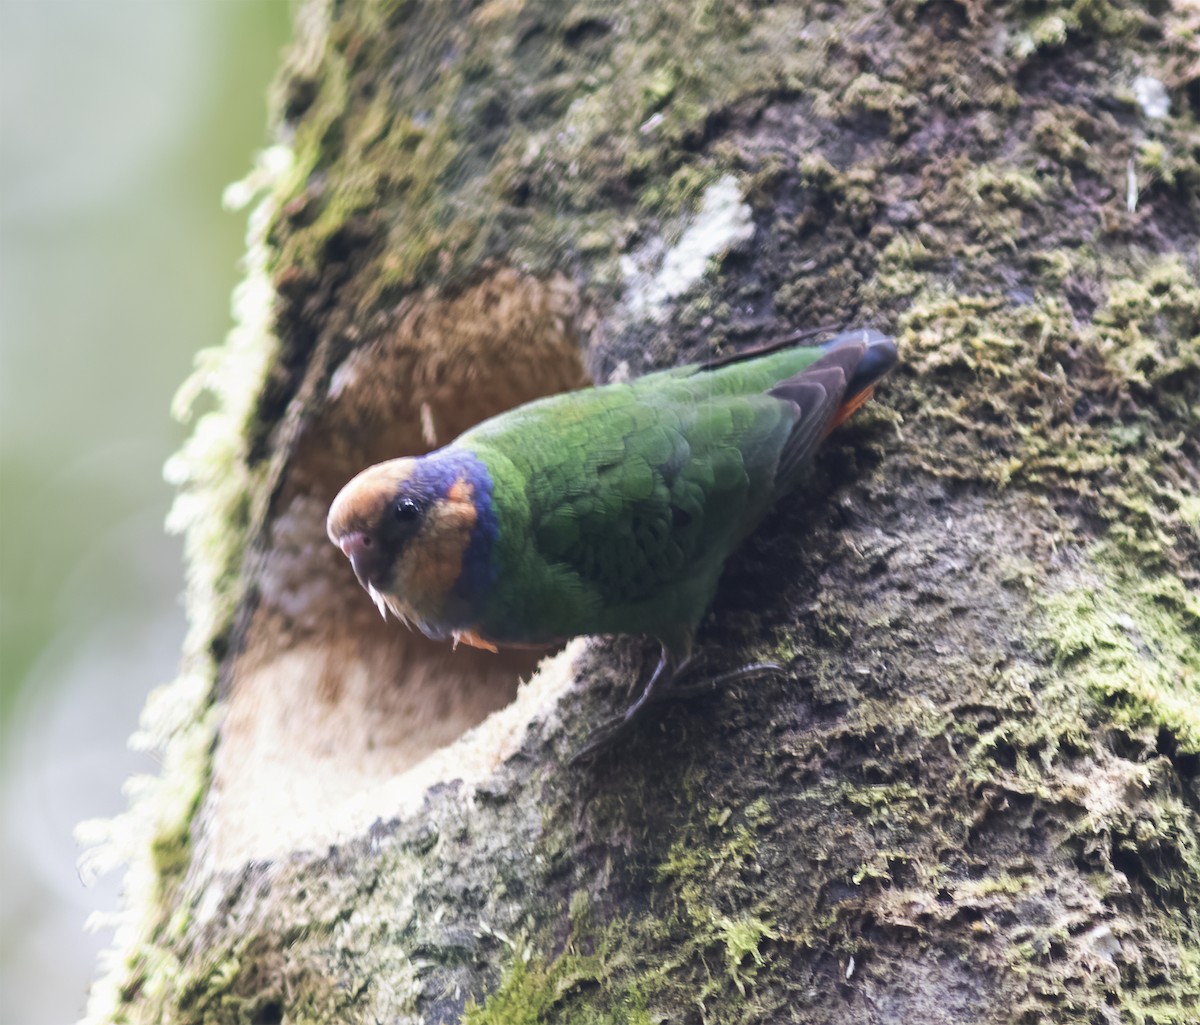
(1082, 924, 1123, 966)
(327, 348, 370, 400)
(419, 400, 438, 446)
(624, 174, 755, 320)
(1132, 75, 1169, 120)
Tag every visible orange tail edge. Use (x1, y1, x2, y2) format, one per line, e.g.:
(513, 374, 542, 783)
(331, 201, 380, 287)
(824, 385, 876, 437)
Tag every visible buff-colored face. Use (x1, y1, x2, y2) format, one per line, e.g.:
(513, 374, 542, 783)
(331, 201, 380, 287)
(327, 457, 480, 630)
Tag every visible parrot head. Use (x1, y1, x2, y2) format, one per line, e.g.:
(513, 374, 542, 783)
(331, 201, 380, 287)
(326, 449, 497, 635)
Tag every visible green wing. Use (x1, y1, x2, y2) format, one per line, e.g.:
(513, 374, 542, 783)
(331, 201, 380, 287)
(456, 335, 892, 643)
(465, 381, 796, 638)
(530, 395, 792, 604)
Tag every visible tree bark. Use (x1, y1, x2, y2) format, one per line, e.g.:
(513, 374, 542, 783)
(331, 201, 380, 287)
(86, 1, 1200, 1022)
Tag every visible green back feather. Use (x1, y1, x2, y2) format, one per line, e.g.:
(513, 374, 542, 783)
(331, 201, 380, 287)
(457, 345, 829, 643)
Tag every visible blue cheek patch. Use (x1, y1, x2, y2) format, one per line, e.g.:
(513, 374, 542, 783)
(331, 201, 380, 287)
(455, 453, 499, 610)
(408, 449, 498, 623)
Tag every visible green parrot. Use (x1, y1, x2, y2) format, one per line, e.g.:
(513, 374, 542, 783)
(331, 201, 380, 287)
(327, 328, 896, 749)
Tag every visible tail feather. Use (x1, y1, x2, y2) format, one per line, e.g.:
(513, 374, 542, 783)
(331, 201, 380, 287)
(819, 328, 897, 396)
(824, 384, 876, 436)
(767, 329, 897, 486)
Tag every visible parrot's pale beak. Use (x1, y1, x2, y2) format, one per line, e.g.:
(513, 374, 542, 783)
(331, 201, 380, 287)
(336, 531, 383, 591)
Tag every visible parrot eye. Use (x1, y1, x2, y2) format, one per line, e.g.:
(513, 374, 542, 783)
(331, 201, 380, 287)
(394, 497, 422, 526)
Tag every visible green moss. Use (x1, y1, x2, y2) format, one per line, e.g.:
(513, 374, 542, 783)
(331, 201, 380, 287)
(1039, 564, 1200, 753)
(640, 63, 680, 117)
(461, 784, 791, 1023)
(1012, 13, 1070, 57)
(952, 873, 1030, 901)
(875, 233, 938, 300)
(1031, 107, 1093, 165)
(968, 164, 1045, 206)
(265, 0, 860, 306)
(901, 290, 1059, 382)
(459, 947, 652, 1025)
(1138, 140, 1171, 184)
(941, 539, 1200, 1021)
(843, 782, 925, 820)
(273, 32, 468, 292)
(637, 162, 721, 217)
(841, 165, 883, 224)
(1011, 0, 1138, 57)
(744, 796, 772, 829)
(1029, 248, 1074, 285)
(898, 250, 1199, 564)
(654, 799, 790, 997)
(851, 849, 912, 887)
(1067, 0, 1138, 36)
(841, 71, 920, 138)
(1094, 256, 1200, 386)
(716, 914, 778, 995)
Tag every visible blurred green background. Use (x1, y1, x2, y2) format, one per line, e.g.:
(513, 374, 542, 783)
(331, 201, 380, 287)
(0, 2, 291, 1020)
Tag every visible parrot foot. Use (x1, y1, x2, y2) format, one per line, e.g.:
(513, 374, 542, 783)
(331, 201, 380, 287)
(571, 646, 677, 763)
(663, 660, 783, 700)
(570, 649, 784, 764)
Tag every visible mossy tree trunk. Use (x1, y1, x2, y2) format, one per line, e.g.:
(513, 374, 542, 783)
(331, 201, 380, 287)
(86, 1, 1200, 1023)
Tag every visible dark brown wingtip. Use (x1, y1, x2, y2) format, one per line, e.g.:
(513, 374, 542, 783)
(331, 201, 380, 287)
(773, 328, 896, 407)
(696, 323, 842, 371)
(820, 329, 896, 434)
(696, 325, 897, 380)
(824, 328, 896, 396)
(764, 329, 896, 485)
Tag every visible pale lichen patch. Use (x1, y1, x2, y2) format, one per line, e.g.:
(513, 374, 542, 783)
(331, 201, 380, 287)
(623, 174, 755, 321)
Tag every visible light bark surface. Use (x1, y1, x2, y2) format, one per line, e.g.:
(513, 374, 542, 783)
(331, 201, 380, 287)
(87, 2, 1200, 1023)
